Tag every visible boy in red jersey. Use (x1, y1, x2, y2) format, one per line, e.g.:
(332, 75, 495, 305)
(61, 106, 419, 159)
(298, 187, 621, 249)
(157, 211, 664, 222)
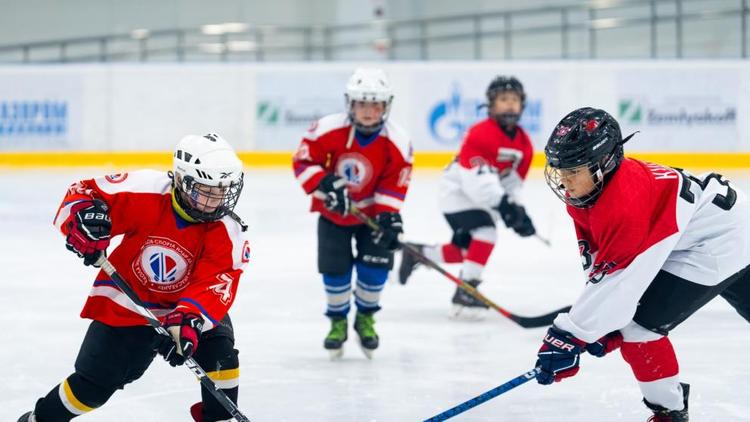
(534, 108, 750, 421)
(19, 133, 249, 422)
(293, 68, 412, 359)
(399, 76, 536, 317)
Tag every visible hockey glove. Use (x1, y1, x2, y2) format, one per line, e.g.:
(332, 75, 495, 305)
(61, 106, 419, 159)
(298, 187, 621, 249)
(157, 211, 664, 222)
(535, 326, 586, 385)
(372, 212, 403, 251)
(585, 331, 624, 358)
(65, 199, 112, 266)
(319, 173, 350, 216)
(497, 195, 535, 237)
(156, 310, 204, 366)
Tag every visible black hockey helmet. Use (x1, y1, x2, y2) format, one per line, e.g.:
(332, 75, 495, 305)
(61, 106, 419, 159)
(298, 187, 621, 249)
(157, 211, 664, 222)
(544, 107, 636, 208)
(485, 75, 526, 127)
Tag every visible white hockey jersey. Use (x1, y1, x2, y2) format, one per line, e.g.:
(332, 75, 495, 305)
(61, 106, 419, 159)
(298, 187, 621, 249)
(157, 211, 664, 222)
(554, 158, 750, 343)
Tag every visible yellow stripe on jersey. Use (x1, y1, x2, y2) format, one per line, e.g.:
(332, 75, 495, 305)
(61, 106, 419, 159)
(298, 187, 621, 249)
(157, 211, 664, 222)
(206, 368, 240, 389)
(58, 379, 94, 415)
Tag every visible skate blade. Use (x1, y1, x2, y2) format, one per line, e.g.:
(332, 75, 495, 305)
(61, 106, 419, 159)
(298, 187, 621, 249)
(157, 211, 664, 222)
(358, 343, 374, 360)
(328, 347, 344, 361)
(450, 304, 488, 321)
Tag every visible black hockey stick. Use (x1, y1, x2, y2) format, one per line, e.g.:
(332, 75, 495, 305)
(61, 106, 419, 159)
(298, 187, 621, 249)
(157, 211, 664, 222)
(95, 255, 251, 422)
(350, 207, 570, 328)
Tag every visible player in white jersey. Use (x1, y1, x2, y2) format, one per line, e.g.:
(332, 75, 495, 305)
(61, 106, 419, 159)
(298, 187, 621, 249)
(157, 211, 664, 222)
(532, 107, 750, 421)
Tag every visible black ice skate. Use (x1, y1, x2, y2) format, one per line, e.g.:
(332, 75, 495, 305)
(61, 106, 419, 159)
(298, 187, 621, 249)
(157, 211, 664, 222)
(324, 316, 348, 360)
(644, 383, 690, 422)
(354, 312, 379, 359)
(451, 279, 489, 319)
(17, 411, 35, 422)
(397, 243, 425, 284)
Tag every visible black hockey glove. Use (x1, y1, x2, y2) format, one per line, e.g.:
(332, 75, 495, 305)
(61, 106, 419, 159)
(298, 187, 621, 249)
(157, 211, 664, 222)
(497, 195, 535, 237)
(318, 173, 350, 216)
(65, 199, 112, 266)
(372, 212, 403, 251)
(155, 310, 204, 367)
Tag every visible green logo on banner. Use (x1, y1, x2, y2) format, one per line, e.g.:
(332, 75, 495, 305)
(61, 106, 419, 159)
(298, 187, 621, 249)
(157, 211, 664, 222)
(257, 101, 280, 125)
(618, 99, 642, 124)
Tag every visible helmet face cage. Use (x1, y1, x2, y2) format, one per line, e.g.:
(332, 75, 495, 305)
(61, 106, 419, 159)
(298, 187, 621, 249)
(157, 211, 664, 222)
(174, 173, 244, 222)
(544, 107, 624, 208)
(544, 157, 610, 208)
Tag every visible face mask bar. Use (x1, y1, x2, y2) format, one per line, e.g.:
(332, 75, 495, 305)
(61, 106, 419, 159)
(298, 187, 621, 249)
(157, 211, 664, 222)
(544, 161, 606, 208)
(175, 174, 244, 222)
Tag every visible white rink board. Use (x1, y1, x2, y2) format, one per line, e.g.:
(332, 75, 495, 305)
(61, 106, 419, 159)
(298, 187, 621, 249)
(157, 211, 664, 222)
(2, 168, 750, 421)
(1, 61, 749, 153)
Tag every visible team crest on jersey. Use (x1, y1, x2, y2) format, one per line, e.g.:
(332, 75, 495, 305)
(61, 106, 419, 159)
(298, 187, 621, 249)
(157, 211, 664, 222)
(105, 173, 128, 183)
(336, 152, 373, 193)
(132, 237, 194, 293)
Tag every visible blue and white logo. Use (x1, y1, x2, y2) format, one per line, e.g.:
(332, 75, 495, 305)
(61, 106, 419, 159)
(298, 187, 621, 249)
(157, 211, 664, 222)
(427, 83, 544, 144)
(0, 100, 68, 137)
(428, 84, 484, 145)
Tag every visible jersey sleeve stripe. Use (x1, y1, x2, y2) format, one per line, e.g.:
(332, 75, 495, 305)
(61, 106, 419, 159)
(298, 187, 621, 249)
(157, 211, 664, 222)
(177, 297, 219, 328)
(296, 165, 324, 186)
(374, 193, 403, 210)
(375, 187, 406, 200)
(53, 199, 87, 232)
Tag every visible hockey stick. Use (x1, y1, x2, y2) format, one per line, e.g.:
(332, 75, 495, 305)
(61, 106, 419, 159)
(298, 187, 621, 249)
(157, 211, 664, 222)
(423, 368, 539, 421)
(534, 233, 551, 247)
(95, 255, 251, 422)
(349, 207, 570, 328)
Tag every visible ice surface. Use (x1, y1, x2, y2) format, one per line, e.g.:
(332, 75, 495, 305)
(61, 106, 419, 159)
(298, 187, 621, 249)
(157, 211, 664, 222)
(2, 168, 750, 421)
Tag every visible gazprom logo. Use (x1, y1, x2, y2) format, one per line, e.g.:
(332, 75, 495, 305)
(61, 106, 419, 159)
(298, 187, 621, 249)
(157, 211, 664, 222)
(0, 100, 68, 136)
(428, 83, 484, 145)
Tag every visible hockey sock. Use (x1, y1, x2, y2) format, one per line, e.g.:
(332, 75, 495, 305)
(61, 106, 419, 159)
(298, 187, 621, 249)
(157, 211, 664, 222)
(34, 373, 116, 421)
(195, 338, 240, 422)
(422, 244, 463, 263)
(621, 337, 685, 411)
(461, 226, 496, 280)
(323, 268, 353, 317)
(354, 262, 388, 313)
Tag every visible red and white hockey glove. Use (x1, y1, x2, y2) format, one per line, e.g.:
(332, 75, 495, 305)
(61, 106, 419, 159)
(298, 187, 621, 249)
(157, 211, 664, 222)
(535, 326, 586, 385)
(157, 310, 204, 366)
(65, 199, 111, 266)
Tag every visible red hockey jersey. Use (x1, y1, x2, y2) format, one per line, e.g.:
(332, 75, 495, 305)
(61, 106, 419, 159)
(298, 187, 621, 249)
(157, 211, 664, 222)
(292, 112, 413, 226)
(439, 118, 534, 213)
(456, 117, 533, 177)
(554, 158, 750, 343)
(53, 170, 250, 331)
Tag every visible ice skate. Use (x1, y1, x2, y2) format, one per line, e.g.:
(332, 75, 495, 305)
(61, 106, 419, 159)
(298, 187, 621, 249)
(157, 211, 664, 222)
(324, 316, 348, 360)
(397, 243, 425, 284)
(354, 312, 379, 359)
(644, 383, 690, 422)
(450, 279, 489, 320)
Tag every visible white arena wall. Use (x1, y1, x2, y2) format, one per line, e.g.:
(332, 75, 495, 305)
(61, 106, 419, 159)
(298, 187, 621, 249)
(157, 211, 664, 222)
(1, 61, 749, 169)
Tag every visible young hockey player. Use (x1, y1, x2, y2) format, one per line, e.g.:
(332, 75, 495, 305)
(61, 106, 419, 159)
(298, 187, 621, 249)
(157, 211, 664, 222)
(534, 107, 750, 421)
(292, 67, 412, 359)
(18, 133, 249, 422)
(398, 76, 536, 317)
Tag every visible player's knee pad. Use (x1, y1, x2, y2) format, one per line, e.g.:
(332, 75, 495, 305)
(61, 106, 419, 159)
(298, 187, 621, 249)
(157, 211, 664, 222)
(196, 336, 240, 389)
(620, 336, 679, 382)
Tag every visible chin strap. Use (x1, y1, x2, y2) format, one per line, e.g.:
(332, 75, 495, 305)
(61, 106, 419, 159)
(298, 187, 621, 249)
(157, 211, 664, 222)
(170, 189, 200, 223)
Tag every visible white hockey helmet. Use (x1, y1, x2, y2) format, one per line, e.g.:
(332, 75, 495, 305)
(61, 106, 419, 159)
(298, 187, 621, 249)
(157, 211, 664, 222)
(172, 133, 244, 222)
(344, 67, 394, 133)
